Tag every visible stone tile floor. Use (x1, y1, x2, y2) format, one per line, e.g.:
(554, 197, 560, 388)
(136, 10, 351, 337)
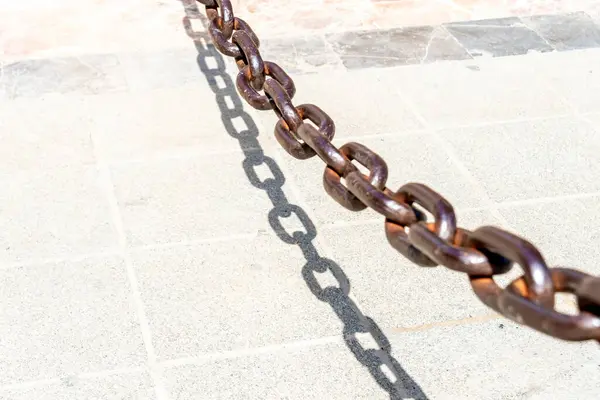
(1, 1, 600, 399)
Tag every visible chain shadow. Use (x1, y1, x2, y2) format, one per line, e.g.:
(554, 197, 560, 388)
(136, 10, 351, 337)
(181, 4, 428, 398)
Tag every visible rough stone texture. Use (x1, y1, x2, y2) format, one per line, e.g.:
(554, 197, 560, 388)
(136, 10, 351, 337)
(1, 1, 600, 400)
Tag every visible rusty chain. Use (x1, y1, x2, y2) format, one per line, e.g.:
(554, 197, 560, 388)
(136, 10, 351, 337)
(190, 0, 600, 343)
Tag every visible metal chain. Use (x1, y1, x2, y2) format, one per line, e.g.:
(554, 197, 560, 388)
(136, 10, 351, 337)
(192, 0, 600, 343)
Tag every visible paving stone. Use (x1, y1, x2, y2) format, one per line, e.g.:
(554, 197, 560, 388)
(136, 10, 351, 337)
(389, 58, 570, 128)
(254, 67, 424, 142)
(131, 233, 343, 360)
(110, 151, 298, 246)
(326, 25, 471, 69)
(162, 318, 596, 400)
(0, 95, 95, 175)
(86, 82, 262, 162)
(444, 17, 554, 57)
(0, 371, 156, 400)
(0, 257, 146, 385)
(498, 195, 600, 274)
(534, 48, 600, 113)
(274, 132, 490, 228)
(259, 35, 344, 74)
(118, 47, 207, 91)
(0, 167, 119, 265)
(522, 11, 600, 51)
(0, 55, 128, 99)
(317, 209, 507, 329)
(441, 117, 600, 203)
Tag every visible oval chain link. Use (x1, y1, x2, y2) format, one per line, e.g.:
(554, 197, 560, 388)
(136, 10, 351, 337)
(197, 0, 600, 343)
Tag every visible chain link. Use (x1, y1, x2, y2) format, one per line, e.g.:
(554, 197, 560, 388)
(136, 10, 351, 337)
(195, 0, 600, 343)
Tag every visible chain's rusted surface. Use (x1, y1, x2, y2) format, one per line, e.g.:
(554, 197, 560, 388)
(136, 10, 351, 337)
(275, 104, 335, 159)
(195, 0, 600, 343)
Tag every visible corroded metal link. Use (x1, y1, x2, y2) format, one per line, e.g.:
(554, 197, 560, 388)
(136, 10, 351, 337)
(345, 178, 418, 226)
(296, 124, 350, 175)
(576, 273, 600, 317)
(263, 77, 303, 132)
(209, 17, 258, 58)
(385, 183, 456, 266)
(467, 226, 555, 308)
(232, 30, 264, 89)
(473, 268, 600, 341)
(323, 142, 388, 212)
(237, 62, 295, 110)
(408, 224, 512, 275)
(204, 0, 234, 38)
(275, 104, 335, 160)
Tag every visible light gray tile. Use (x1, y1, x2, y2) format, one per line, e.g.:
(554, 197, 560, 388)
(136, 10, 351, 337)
(0, 371, 155, 400)
(254, 68, 424, 142)
(326, 26, 471, 69)
(444, 17, 554, 58)
(385, 319, 596, 400)
(118, 48, 205, 91)
(318, 209, 507, 329)
(535, 48, 600, 113)
(0, 167, 119, 264)
(523, 12, 600, 51)
(163, 342, 425, 400)
(87, 83, 262, 162)
(132, 233, 343, 359)
(0, 55, 128, 99)
(163, 317, 596, 400)
(390, 58, 570, 128)
(441, 117, 600, 203)
(277, 133, 488, 228)
(0, 95, 95, 174)
(110, 152, 290, 246)
(0, 257, 146, 385)
(498, 196, 600, 275)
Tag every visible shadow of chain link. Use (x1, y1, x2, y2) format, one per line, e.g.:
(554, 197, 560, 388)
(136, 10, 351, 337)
(183, 3, 428, 398)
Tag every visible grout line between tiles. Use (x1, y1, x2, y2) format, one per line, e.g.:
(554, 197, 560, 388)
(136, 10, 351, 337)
(93, 132, 170, 400)
(391, 81, 516, 232)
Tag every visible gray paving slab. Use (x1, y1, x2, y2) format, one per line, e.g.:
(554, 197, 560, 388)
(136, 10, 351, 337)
(254, 68, 425, 140)
(0, 95, 95, 175)
(522, 11, 600, 51)
(259, 35, 344, 75)
(0, 55, 128, 100)
(498, 195, 600, 274)
(533, 48, 600, 113)
(0, 371, 156, 400)
(0, 167, 119, 265)
(162, 318, 595, 400)
(444, 17, 554, 58)
(325, 26, 472, 69)
(131, 233, 343, 360)
(85, 83, 267, 163)
(0, 257, 146, 385)
(110, 151, 298, 246)
(440, 116, 600, 203)
(385, 58, 571, 128)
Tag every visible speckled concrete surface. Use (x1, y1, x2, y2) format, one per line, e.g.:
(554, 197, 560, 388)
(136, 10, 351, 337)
(0, 1, 599, 399)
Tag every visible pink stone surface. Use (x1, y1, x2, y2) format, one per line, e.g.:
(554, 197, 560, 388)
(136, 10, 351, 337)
(1, 0, 599, 61)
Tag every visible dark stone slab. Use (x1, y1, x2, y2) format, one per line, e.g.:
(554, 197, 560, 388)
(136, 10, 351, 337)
(325, 25, 472, 69)
(444, 17, 554, 58)
(522, 12, 600, 51)
(259, 35, 344, 74)
(0, 54, 128, 99)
